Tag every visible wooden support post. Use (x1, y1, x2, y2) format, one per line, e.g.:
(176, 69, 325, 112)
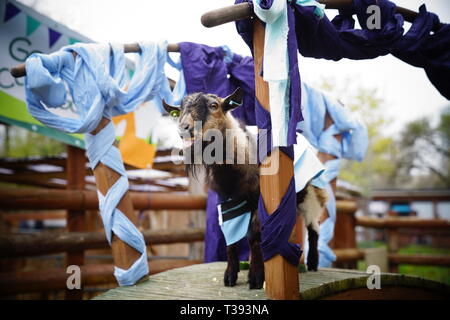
(89, 118, 147, 282)
(333, 200, 357, 269)
(65, 145, 86, 299)
(253, 20, 300, 300)
(388, 228, 399, 272)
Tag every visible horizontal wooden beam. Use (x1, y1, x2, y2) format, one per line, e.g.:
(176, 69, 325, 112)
(0, 187, 206, 211)
(389, 254, 450, 266)
(201, 1, 430, 28)
(10, 43, 180, 78)
(0, 259, 201, 296)
(0, 149, 178, 170)
(1, 211, 66, 222)
(0, 228, 205, 258)
(334, 248, 365, 262)
(356, 216, 450, 229)
(335, 200, 357, 215)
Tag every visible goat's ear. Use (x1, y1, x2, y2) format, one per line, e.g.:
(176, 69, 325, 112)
(162, 99, 181, 117)
(222, 87, 243, 112)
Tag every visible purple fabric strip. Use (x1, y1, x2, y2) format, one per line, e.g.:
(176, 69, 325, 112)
(293, 0, 449, 99)
(256, 101, 301, 265)
(205, 189, 249, 262)
(234, 0, 302, 265)
(236, 0, 449, 99)
(391, 5, 450, 100)
(235, 0, 303, 145)
(258, 177, 300, 265)
(293, 0, 404, 61)
(178, 42, 256, 125)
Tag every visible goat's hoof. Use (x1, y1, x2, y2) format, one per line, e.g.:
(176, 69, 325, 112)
(307, 263, 318, 272)
(248, 270, 264, 289)
(224, 269, 238, 287)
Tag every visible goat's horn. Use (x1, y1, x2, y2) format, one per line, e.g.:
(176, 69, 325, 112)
(162, 99, 180, 114)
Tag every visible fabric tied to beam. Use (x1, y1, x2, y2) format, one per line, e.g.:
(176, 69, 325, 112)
(256, 102, 325, 265)
(293, 132, 325, 192)
(292, 0, 449, 99)
(253, 0, 290, 147)
(178, 41, 256, 125)
(256, 103, 294, 265)
(391, 5, 450, 100)
(166, 51, 187, 106)
(84, 122, 148, 285)
(24, 41, 175, 285)
(235, 0, 303, 147)
(298, 83, 368, 267)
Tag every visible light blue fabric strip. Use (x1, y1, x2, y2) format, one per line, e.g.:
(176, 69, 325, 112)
(293, 133, 326, 192)
(298, 83, 368, 267)
(254, 0, 290, 147)
(220, 211, 252, 246)
(165, 51, 187, 106)
(23, 41, 175, 285)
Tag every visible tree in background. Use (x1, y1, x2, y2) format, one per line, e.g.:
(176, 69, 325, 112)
(316, 77, 449, 193)
(395, 106, 450, 188)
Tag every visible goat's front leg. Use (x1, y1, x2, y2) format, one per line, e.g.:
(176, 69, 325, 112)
(224, 243, 239, 286)
(247, 212, 264, 289)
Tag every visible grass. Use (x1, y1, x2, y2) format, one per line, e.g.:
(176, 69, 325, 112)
(357, 241, 450, 285)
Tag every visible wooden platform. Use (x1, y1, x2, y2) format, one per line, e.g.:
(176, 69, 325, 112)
(94, 262, 450, 300)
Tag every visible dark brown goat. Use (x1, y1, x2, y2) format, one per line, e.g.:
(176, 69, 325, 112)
(163, 88, 327, 289)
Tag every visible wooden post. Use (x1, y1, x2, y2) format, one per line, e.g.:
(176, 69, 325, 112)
(253, 20, 300, 300)
(333, 201, 357, 269)
(388, 228, 399, 272)
(65, 145, 86, 299)
(89, 118, 147, 281)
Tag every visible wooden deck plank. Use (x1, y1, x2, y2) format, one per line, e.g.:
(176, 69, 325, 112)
(94, 262, 450, 300)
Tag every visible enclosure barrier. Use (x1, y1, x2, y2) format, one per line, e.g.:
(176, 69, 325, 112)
(9, 44, 183, 293)
(0, 188, 206, 210)
(0, 228, 205, 258)
(0, 198, 356, 296)
(355, 216, 450, 271)
(0, 259, 202, 296)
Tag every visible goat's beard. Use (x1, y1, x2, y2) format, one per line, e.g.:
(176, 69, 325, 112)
(181, 137, 206, 164)
(182, 135, 227, 179)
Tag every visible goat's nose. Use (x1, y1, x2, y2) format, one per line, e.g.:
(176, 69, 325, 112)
(180, 123, 190, 131)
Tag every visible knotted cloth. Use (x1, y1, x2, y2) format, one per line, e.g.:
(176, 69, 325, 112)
(24, 41, 175, 285)
(298, 83, 368, 267)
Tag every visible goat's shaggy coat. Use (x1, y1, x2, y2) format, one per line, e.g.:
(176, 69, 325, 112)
(164, 88, 327, 289)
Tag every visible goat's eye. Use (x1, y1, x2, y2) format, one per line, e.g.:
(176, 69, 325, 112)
(209, 103, 218, 110)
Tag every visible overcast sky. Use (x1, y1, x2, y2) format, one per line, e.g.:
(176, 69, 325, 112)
(17, 0, 450, 134)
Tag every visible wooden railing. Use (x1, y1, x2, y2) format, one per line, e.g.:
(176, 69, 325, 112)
(0, 186, 358, 297)
(355, 216, 450, 272)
